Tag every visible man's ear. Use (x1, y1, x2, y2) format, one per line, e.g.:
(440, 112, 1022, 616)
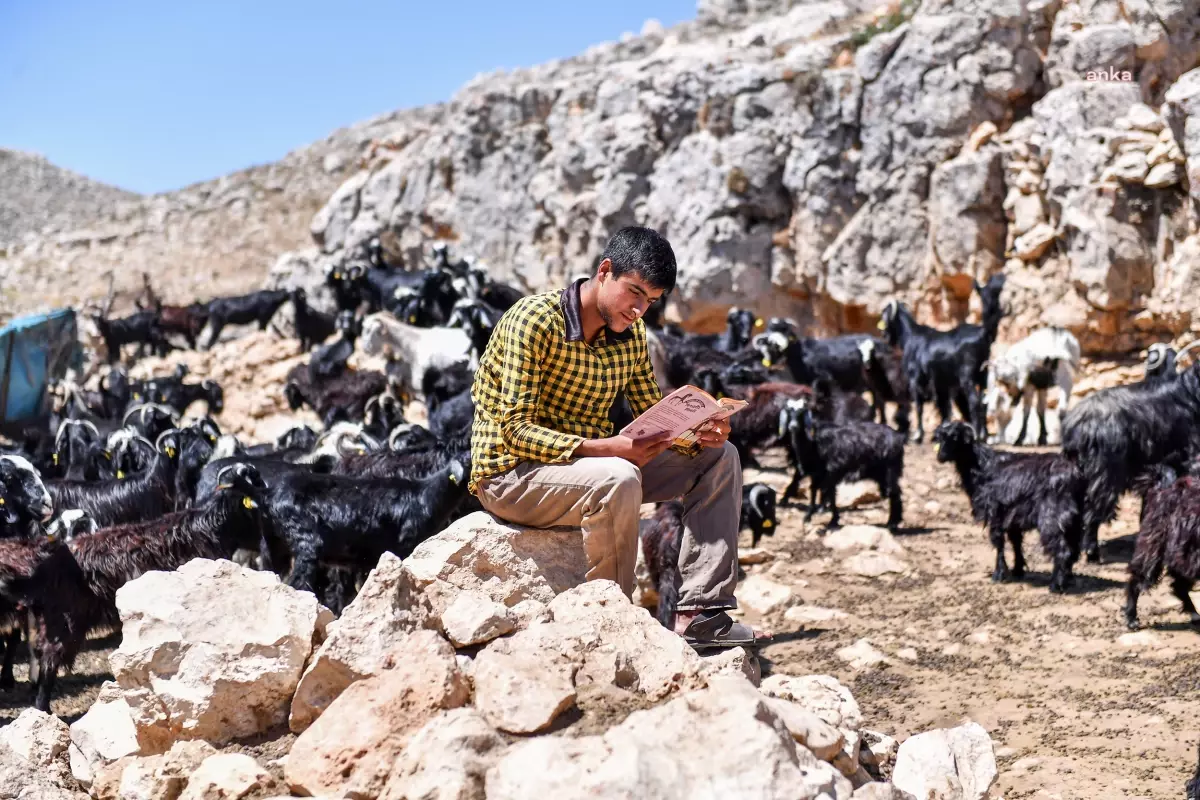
(595, 258, 612, 281)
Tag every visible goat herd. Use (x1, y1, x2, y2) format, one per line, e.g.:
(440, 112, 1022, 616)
(0, 243, 1199, 724)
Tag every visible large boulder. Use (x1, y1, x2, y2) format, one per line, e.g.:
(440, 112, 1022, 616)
(108, 559, 331, 748)
(178, 754, 277, 800)
(0, 709, 79, 800)
(69, 682, 153, 788)
(379, 709, 508, 800)
(485, 675, 853, 800)
(1165, 67, 1200, 208)
(890, 722, 998, 800)
(404, 512, 588, 607)
(290, 553, 437, 733)
(471, 580, 707, 733)
(284, 630, 472, 798)
(91, 741, 218, 800)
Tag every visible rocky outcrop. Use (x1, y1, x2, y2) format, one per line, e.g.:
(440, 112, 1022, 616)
(891, 721, 998, 800)
(106, 559, 332, 749)
(0, 149, 137, 245)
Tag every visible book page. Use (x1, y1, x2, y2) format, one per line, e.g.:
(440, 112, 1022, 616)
(620, 386, 746, 443)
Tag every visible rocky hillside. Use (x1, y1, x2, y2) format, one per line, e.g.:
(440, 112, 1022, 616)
(0, 150, 138, 245)
(0, 109, 430, 321)
(6, 0, 1200, 355)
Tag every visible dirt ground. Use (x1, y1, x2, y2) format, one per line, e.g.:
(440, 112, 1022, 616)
(2, 418, 1197, 799)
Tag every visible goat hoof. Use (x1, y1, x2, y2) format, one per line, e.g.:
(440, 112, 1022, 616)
(991, 569, 1011, 583)
(1085, 549, 1102, 564)
(1189, 615, 1200, 629)
(1125, 618, 1141, 631)
(1049, 582, 1067, 595)
(1011, 566, 1026, 579)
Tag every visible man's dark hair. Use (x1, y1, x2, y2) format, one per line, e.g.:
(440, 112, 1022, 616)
(599, 226, 677, 294)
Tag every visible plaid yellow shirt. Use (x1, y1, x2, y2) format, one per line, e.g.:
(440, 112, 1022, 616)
(469, 279, 664, 493)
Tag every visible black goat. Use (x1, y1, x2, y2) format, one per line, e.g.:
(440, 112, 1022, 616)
(47, 435, 176, 527)
(741, 483, 777, 548)
(422, 363, 474, 414)
(291, 287, 338, 353)
(120, 404, 179, 443)
(933, 421, 1083, 592)
(1061, 363, 1200, 564)
(428, 391, 473, 443)
(261, 460, 469, 610)
(152, 378, 224, 416)
(726, 381, 811, 469)
(202, 289, 289, 348)
(446, 300, 501, 362)
(878, 276, 1005, 442)
(285, 364, 388, 427)
(0, 455, 53, 539)
(92, 311, 167, 363)
(10, 463, 267, 711)
(362, 393, 406, 441)
(810, 377, 874, 425)
(51, 420, 104, 481)
(309, 311, 361, 382)
(156, 303, 210, 350)
(778, 397, 904, 530)
(640, 501, 684, 629)
(1124, 467, 1200, 630)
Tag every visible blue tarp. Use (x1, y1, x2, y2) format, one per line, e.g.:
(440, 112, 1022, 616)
(0, 309, 83, 423)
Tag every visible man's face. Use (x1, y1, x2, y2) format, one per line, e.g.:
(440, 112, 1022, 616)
(596, 261, 664, 332)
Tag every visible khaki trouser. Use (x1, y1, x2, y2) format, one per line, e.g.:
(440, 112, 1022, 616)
(476, 441, 741, 610)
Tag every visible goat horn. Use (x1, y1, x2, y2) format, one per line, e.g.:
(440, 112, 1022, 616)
(1176, 339, 1200, 360)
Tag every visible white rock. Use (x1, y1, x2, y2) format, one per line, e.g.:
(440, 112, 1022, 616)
(178, 754, 276, 800)
(1103, 150, 1149, 182)
(836, 639, 891, 670)
(1144, 161, 1182, 188)
(285, 630, 471, 798)
(290, 553, 434, 733)
(91, 740, 218, 800)
(837, 482, 882, 509)
(68, 683, 146, 788)
(737, 574, 796, 614)
(843, 551, 908, 578)
(1118, 630, 1163, 648)
(1118, 103, 1164, 133)
(1013, 222, 1057, 261)
(699, 646, 762, 686)
(892, 721, 997, 800)
(763, 697, 845, 762)
(785, 606, 850, 625)
(823, 525, 904, 554)
(380, 708, 508, 800)
(738, 547, 775, 565)
(485, 675, 853, 800)
(896, 648, 919, 662)
(0, 708, 70, 768)
(472, 637, 577, 734)
(439, 590, 517, 648)
(110, 559, 328, 747)
(405, 512, 587, 606)
(853, 784, 915, 799)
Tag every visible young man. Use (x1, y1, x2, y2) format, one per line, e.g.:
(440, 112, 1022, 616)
(469, 226, 769, 648)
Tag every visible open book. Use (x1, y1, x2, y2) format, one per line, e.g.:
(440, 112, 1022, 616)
(620, 385, 749, 449)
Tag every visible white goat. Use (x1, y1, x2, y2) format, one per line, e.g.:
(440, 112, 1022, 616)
(984, 327, 1080, 446)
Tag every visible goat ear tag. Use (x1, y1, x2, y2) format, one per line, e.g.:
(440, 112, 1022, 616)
(876, 320, 886, 330)
(933, 443, 940, 454)
(449, 473, 459, 485)
(761, 519, 773, 528)
(166, 447, 176, 458)
(117, 470, 125, 479)
(103, 451, 111, 460)
(755, 318, 764, 328)
(0, 498, 5, 505)
(242, 496, 256, 510)
(761, 358, 771, 367)
(408, 315, 417, 323)
(52, 454, 58, 464)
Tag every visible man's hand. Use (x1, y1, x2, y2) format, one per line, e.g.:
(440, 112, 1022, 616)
(694, 418, 731, 448)
(576, 431, 674, 467)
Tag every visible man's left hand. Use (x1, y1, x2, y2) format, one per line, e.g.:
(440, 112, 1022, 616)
(695, 418, 731, 448)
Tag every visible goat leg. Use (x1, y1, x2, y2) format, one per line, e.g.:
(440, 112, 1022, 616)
(1017, 385, 1034, 446)
(824, 480, 841, 530)
(781, 468, 802, 506)
(1172, 576, 1200, 627)
(804, 481, 819, 523)
(990, 525, 1011, 582)
(1008, 529, 1026, 579)
(0, 629, 18, 690)
(1124, 578, 1143, 630)
(1036, 389, 1048, 447)
(885, 474, 903, 530)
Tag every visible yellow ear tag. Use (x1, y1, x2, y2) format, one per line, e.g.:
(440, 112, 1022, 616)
(103, 451, 111, 460)
(134, 393, 141, 399)
(117, 470, 125, 479)
(449, 473, 459, 485)
(761, 519, 773, 528)
(755, 318, 764, 328)
(52, 454, 58, 464)
(0, 498, 5, 505)
(761, 358, 771, 367)
(408, 315, 417, 324)
(333, 272, 342, 279)
(242, 496, 256, 510)
(166, 447, 176, 458)
(933, 443, 940, 454)
(876, 320, 886, 330)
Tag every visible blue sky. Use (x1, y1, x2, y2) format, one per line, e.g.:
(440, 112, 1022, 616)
(0, 0, 697, 194)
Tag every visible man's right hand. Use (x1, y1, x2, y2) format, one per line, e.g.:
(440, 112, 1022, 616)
(576, 431, 674, 467)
